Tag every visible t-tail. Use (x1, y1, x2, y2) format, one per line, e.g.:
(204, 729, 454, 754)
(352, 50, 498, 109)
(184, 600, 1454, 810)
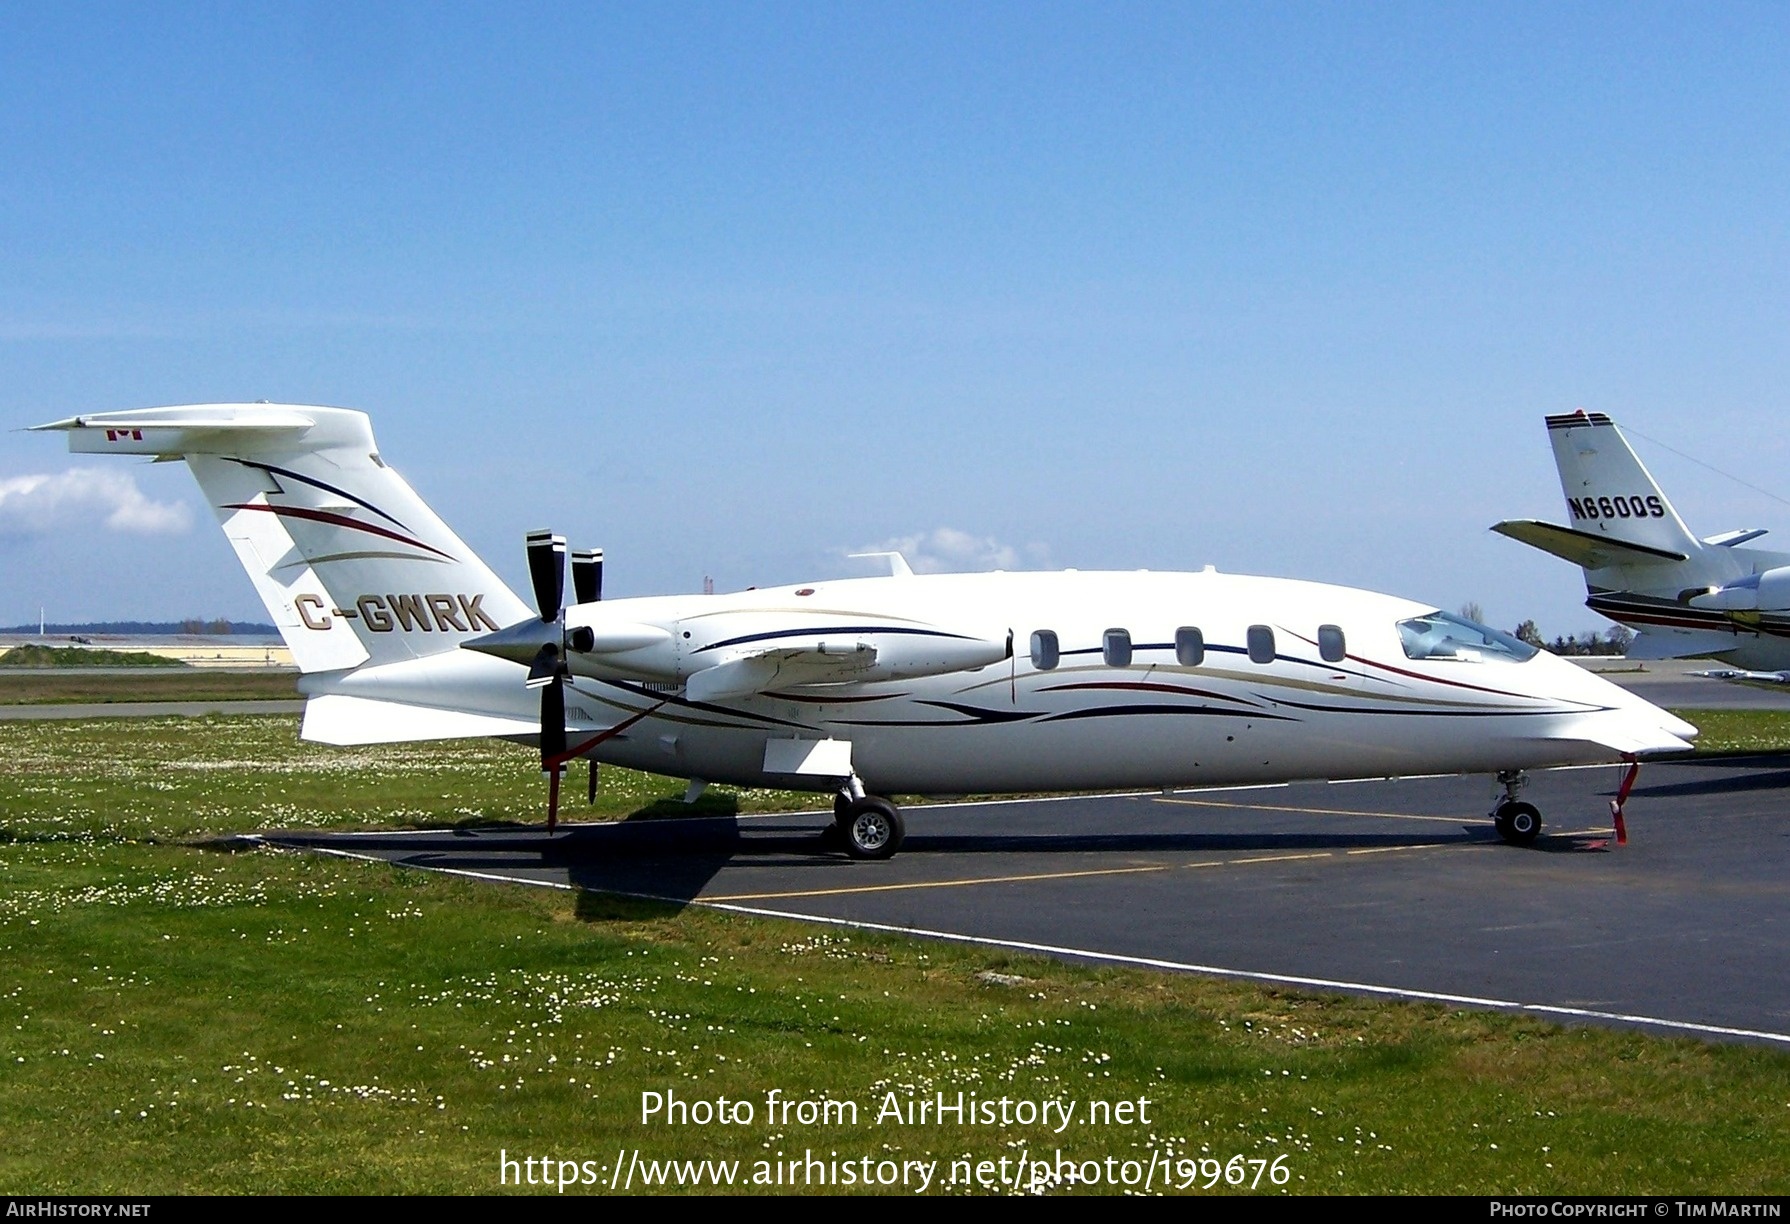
(1492, 410, 1784, 661)
(33, 404, 541, 742)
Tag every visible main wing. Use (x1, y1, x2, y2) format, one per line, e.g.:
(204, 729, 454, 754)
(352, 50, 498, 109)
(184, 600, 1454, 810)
(684, 632, 1011, 702)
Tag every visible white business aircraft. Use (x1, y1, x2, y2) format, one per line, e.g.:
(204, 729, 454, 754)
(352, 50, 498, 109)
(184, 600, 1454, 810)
(1493, 410, 1790, 683)
(37, 404, 1695, 855)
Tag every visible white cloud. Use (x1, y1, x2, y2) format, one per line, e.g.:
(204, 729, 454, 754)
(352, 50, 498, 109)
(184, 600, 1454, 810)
(857, 527, 1040, 574)
(0, 468, 193, 536)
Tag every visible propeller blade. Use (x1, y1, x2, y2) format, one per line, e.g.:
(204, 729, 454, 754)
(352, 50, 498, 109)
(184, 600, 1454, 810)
(525, 530, 566, 623)
(524, 643, 561, 688)
(540, 675, 567, 765)
(587, 760, 599, 804)
(572, 548, 603, 604)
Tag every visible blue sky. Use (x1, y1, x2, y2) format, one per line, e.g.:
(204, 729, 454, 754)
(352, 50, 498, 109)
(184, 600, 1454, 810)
(4, 3, 1790, 634)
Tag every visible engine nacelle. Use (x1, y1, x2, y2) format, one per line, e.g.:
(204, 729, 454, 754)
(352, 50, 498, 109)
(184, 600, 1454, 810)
(1688, 566, 1790, 612)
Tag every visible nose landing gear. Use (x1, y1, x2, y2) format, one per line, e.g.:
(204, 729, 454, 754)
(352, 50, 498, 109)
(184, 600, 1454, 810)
(1491, 769, 1542, 847)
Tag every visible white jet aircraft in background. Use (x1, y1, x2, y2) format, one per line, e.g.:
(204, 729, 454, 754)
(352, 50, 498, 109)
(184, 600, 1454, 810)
(37, 404, 1696, 855)
(1494, 410, 1790, 683)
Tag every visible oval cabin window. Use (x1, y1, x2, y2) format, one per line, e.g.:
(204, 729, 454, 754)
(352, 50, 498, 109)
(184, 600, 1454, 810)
(1318, 624, 1346, 663)
(1103, 629, 1132, 667)
(1247, 624, 1275, 665)
(1175, 626, 1204, 666)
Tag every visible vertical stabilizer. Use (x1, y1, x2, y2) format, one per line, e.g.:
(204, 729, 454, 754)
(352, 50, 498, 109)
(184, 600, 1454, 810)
(1544, 411, 1703, 557)
(33, 404, 531, 674)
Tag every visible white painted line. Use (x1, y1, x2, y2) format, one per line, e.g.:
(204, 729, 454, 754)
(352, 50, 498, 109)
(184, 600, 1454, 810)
(271, 843, 573, 891)
(694, 902, 1790, 1048)
(269, 824, 1790, 1048)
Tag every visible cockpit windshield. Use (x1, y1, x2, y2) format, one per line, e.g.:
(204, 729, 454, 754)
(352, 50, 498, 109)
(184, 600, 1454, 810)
(1396, 611, 1539, 663)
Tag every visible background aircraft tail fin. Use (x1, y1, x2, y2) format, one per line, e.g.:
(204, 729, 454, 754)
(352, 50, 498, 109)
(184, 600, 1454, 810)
(1544, 411, 1704, 561)
(33, 404, 531, 674)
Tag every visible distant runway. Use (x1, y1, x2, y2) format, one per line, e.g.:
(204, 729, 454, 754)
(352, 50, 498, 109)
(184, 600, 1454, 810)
(1575, 658, 1790, 710)
(267, 754, 1790, 1047)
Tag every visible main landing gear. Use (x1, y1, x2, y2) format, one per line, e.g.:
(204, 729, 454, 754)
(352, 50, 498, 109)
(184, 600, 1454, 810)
(831, 776, 906, 861)
(1490, 769, 1542, 847)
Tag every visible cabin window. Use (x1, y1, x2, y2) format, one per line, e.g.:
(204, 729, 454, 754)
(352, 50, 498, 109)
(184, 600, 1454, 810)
(1247, 624, 1275, 664)
(1318, 624, 1346, 663)
(1397, 611, 1538, 663)
(1175, 626, 1205, 666)
(1029, 629, 1059, 671)
(1103, 628, 1132, 667)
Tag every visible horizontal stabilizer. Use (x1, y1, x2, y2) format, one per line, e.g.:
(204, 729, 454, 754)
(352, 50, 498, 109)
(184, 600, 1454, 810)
(33, 406, 317, 455)
(1491, 519, 1687, 567)
(1704, 528, 1769, 548)
(302, 694, 545, 745)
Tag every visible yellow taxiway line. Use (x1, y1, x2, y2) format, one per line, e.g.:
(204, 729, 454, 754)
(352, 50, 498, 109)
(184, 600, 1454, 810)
(700, 839, 1499, 903)
(702, 863, 1170, 903)
(1155, 795, 1470, 825)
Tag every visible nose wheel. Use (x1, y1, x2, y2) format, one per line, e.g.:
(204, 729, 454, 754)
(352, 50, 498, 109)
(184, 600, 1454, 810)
(1493, 800, 1542, 846)
(1490, 769, 1542, 847)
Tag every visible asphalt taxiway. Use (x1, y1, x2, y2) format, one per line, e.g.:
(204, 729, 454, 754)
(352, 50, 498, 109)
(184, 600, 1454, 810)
(265, 753, 1790, 1047)
(1574, 658, 1790, 710)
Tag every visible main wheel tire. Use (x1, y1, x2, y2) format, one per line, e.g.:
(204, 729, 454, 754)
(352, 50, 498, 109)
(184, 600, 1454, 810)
(834, 792, 853, 825)
(1495, 801, 1542, 847)
(841, 797, 905, 860)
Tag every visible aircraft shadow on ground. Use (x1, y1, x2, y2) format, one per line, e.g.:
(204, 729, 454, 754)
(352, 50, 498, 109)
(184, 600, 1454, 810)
(259, 819, 1547, 909)
(1630, 758, 1790, 800)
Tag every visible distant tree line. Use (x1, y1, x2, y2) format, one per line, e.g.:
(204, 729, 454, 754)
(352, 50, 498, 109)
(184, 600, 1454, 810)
(1460, 604, 1635, 657)
(0, 620, 278, 636)
(179, 618, 236, 635)
(1514, 617, 1634, 657)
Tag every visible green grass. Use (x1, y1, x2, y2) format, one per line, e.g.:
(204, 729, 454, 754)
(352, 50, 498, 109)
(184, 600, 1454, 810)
(0, 644, 189, 668)
(0, 670, 300, 705)
(1675, 708, 1790, 755)
(1, 716, 1787, 1194)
